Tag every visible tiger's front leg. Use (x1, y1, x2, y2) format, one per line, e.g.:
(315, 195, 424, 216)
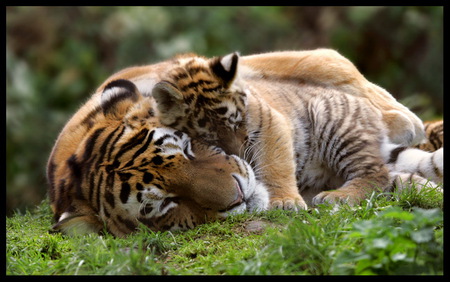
(254, 147, 307, 210)
(246, 102, 307, 211)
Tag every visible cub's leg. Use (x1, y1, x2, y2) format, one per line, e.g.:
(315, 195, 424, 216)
(311, 144, 390, 205)
(246, 97, 307, 210)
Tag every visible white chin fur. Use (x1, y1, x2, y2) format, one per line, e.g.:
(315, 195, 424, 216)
(246, 180, 269, 212)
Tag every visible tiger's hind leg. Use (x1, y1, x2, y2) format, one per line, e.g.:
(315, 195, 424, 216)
(311, 138, 391, 206)
(311, 165, 390, 205)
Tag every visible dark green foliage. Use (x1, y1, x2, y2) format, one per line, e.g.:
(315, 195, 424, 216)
(331, 207, 443, 275)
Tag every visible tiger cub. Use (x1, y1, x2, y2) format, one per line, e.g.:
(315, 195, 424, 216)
(151, 52, 443, 209)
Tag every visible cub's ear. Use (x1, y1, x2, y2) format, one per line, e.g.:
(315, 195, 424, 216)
(151, 81, 187, 125)
(101, 79, 140, 119)
(210, 52, 239, 87)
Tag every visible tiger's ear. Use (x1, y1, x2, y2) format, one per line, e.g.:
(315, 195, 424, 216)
(101, 79, 140, 119)
(210, 52, 239, 88)
(151, 81, 187, 125)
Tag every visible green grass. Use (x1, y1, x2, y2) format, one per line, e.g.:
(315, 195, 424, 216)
(6, 186, 443, 275)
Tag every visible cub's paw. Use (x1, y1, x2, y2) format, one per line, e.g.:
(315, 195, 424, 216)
(312, 190, 361, 206)
(270, 196, 308, 211)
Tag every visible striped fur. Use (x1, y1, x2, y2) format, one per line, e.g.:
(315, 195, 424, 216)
(414, 120, 443, 152)
(97, 49, 425, 147)
(48, 49, 434, 235)
(47, 79, 269, 237)
(151, 53, 443, 209)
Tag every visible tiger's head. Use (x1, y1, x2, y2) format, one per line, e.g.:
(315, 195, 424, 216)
(47, 79, 268, 237)
(151, 53, 247, 156)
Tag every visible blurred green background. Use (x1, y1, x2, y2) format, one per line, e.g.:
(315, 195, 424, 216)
(6, 6, 443, 215)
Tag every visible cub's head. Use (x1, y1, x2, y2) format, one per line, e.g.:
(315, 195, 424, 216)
(152, 53, 247, 156)
(47, 79, 268, 237)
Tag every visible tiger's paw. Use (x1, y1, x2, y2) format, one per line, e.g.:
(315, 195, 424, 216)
(270, 196, 308, 211)
(311, 190, 361, 206)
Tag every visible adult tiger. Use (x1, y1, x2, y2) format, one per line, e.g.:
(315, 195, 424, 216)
(149, 52, 443, 209)
(47, 79, 269, 237)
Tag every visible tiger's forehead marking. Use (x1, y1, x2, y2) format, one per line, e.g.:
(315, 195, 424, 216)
(151, 128, 194, 157)
(152, 128, 187, 147)
(168, 57, 223, 94)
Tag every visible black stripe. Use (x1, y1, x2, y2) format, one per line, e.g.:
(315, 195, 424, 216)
(88, 171, 96, 207)
(323, 98, 349, 161)
(332, 136, 363, 167)
(115, 128, 149, 161)
(201, 86, 222, 93)
(96, 171, 103, 212)
(66, 154, 85, 201)
(104, 190, 115, 208)
(428, 127, 443, 150)
(136, 192, 143, 203)
(343, 160, 382, 180)
(103, 203, 110, 218)
(117, 214, 137, 232)
(432, 152, 442, 178)
(123, 129, 155, 168)
(316, 97, 333, 145)
(82, 127, 106, 162)
(120, 182, 131, 204)
(47, 161, 56, 200)
(103, 79, 138, 93)
(95, 126, 123, 169)
(107, 126, 126, 160)
(138, 216, 156, 229)
(154, 133, 173, 146)
(140, 204, 154, 216)
(388, 146, 408, 163)
(187, 66, 205, 77)
(55, 179, 67, 217)
(328, 125, 354, 163)
(105, 169, 115, 192)
(80, 106, 102, 129)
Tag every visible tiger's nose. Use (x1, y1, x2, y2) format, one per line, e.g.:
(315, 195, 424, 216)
(226, 175, 244, 210)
